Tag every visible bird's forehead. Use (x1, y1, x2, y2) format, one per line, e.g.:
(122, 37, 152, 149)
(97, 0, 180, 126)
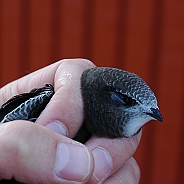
(103, 68, 158, 106)
(82, 67, 158, 107)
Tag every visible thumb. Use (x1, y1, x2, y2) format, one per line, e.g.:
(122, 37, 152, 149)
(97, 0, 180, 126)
(0, 121, 93, 183)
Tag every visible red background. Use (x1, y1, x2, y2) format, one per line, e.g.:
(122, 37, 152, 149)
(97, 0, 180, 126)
(0, 1, 184, 183)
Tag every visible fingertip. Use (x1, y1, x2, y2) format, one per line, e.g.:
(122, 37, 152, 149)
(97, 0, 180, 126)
(59, 58, 96, 69)
(37, 58, 96, 138)
(85, 133, 142, 183)
(90, 147, 112, 183)
(104, 157, 141, 184)
(54, 141, 94, 183)
(45, 120, 68, 136)
(128, 157, 141, 183)
(0, 121, 95, 183)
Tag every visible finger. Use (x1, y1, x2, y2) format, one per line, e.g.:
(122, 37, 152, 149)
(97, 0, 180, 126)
(0, 61, 60, 106)
(104, 157, 140, 184)
(0, 121, 94, 183)
(0, 58, 95, 138)
(85, 131, 142, 183)
(0, 58, 94, 105)
(36, 59, 95, 138)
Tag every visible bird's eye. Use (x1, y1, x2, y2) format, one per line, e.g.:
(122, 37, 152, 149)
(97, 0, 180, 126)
(111, 92, 137, 107)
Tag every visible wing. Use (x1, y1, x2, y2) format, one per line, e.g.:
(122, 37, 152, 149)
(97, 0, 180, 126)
(0, 84, 54, 123)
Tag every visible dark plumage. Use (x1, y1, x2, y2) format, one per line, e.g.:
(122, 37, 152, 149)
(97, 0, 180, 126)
(0, 67, 162, 142)
(0, 67, 163, 183)
(0, 84, 54, 123)
(75, 67, 162, 142)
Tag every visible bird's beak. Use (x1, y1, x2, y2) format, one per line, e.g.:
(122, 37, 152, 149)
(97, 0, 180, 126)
(146, 108, 163, 122)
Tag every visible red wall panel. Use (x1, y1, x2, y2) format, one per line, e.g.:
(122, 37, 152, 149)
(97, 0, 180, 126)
(0, 1, 184, 183)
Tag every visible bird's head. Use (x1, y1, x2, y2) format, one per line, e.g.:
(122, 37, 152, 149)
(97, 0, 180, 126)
(81, 67, 163, 138)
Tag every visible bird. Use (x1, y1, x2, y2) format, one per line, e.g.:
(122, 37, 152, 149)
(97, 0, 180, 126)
(75, 67, 162, 142)
(0, 67, 163, 183)
(0, 67, 162, 143)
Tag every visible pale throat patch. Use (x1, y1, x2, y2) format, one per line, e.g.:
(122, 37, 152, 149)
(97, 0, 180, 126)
(123, 116, 154, 137)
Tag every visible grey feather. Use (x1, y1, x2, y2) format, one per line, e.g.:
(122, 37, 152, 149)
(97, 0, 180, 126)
(0, 67, 163, 183)
(75, 67, 162, 142)
(0, 67, 162, 143)
(0, 84, 54, 123)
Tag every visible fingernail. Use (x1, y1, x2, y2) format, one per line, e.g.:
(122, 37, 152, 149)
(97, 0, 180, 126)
(55, 142, 92, 182)
(45, 121, 68, 136)
(92, 147, 112, 183)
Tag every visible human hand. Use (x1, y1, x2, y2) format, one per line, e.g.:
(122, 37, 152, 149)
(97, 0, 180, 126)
(0, 59, 141, 183)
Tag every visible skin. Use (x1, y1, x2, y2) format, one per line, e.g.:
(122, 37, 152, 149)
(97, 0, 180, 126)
(0, 59, 141, 183)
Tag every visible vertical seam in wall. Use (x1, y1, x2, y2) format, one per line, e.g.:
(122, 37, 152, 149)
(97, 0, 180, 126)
(19, 0, 31, 76)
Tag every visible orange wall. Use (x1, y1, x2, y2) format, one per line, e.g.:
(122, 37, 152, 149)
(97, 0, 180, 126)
(0, 1, 184, 183)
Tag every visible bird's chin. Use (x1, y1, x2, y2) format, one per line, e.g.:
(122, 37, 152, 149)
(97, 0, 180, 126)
(123, 128, 142, 138)
(122, 116, 153, 138)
